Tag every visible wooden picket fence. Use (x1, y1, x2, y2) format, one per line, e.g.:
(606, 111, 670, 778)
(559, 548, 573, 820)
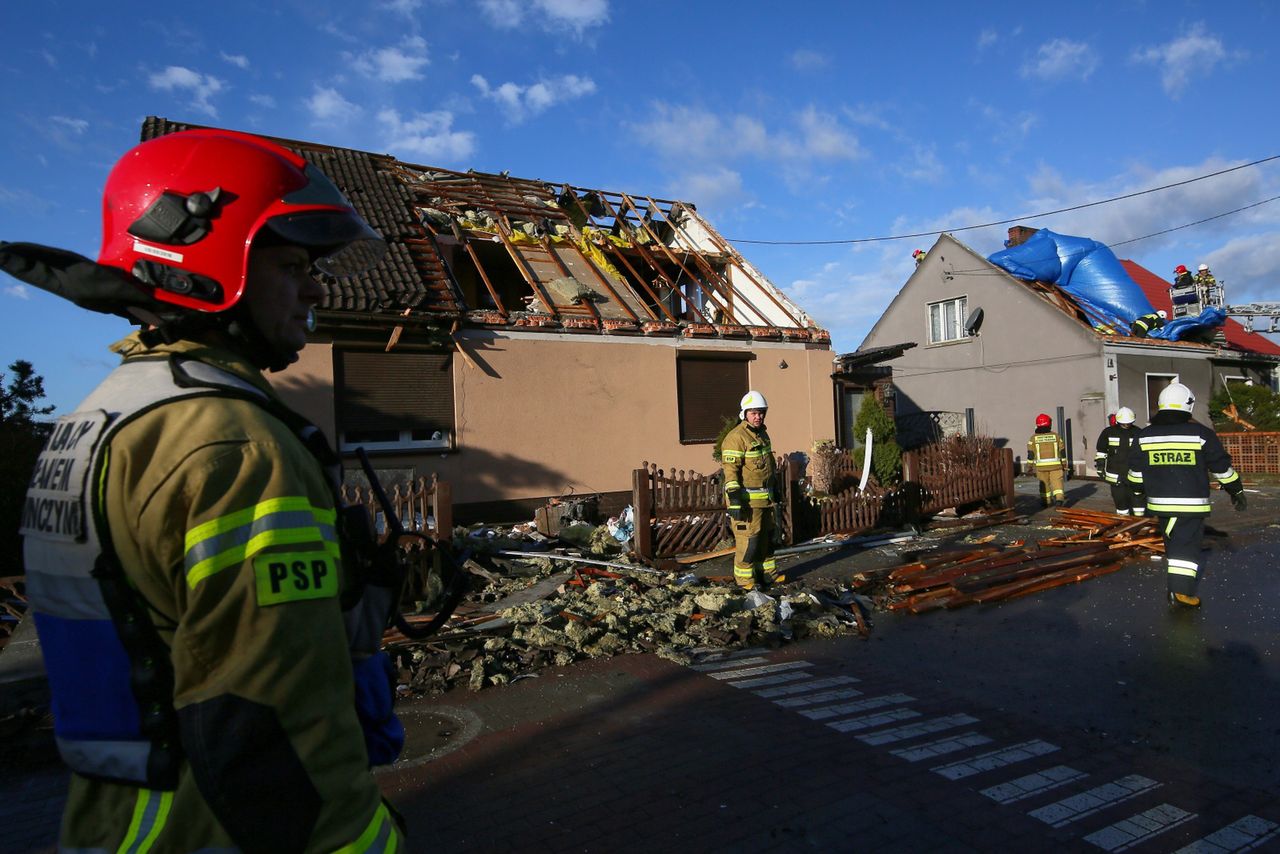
(632, 441, 1015, 559)
(339, 473, 453, 542)
(1219, 432, 1280, 474)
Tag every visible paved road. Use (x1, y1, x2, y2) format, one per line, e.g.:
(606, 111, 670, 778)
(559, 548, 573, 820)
(8, 478, 1280, 852)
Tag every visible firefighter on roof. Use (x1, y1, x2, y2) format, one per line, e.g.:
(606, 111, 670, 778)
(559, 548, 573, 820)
(1130, 309, 1167, 338)
(2, 129, 404, 850)
(1127, 382, 1245, 608)
(721, 390, 780, 589)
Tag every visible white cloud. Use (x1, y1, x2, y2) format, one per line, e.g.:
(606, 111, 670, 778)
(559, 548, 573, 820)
(5, 284, 30, 300)
(632, 103, 861, 168)
(49, 116, 88, 135)
(675, 167, 748, 213)
(471, 73, 596, 123)
(249, 93, 277, 109)
(148, 65, 226, 118)
(40, 49, 56, 68)
(972, 100, 1039, 144)
(790, 49, 830, 71)
(378, 108, 475, 162)
(1204, 232, 1280, 304)
(977, 28, 998, 50)
(220, 52, 250, 69)
(898, 144, 944, 183)
(1131, 23, 1235, 98)
(349, 35, 430, 83)
(478, 0, 608, 35)
(306, 86, 361, 124)
(1021, 38, 1099, 81)
(381, 0, 421, 14)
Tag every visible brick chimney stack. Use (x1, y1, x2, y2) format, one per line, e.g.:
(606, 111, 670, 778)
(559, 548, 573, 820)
(1006, 225, 1039, 247)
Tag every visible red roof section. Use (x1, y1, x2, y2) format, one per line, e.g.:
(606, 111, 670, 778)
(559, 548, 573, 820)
(1119, 259, 1280, 357)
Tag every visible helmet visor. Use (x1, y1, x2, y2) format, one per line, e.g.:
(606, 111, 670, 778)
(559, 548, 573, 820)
(262, 211, 387, 277)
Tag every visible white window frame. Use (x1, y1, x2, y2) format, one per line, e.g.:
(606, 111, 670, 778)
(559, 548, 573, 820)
(926, 295, 969, 345)
(337, 429, 451, 453)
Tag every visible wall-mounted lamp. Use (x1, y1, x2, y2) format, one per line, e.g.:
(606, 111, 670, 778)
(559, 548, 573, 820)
(778, 359, 788, 369)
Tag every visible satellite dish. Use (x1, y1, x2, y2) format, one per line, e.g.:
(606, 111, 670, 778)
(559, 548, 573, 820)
(965, 306, 985, 336)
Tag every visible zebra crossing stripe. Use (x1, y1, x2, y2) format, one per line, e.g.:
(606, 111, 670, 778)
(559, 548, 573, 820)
(726, 671, 814, 690)
(852, 712, 977, 743)
(773, 687, 864, 708)
(709, 661, 812, 680)
(799, 693, 915, 721)
(691, 656, 770, 671)
(980, 765, 1087, 804)
(1084, 803, 1196, 852)
(752, 676, 860, 698)
(932, 739, 1059, 781)
(1174, 815, 1280, 853)
(1028, 775, 1161, 828)
(827, 706, 921, 733)
(892, 731, 993, 763)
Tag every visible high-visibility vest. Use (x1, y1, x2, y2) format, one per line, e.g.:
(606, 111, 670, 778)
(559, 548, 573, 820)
(1028, 432, 1064, 469)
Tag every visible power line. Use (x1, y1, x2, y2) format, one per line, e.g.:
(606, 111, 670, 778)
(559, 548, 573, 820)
(726, 154, 1280, 246)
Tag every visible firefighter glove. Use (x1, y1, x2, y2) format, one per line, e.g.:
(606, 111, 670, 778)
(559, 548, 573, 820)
(1231, 490, 1247, 512)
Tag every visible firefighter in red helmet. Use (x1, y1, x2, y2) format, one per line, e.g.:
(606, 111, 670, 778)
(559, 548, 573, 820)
(2, 130, 403, 850)
(1027, 412, 1067, 507)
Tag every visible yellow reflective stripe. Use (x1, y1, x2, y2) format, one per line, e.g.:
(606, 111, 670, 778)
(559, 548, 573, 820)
(743, 448, 772, 458)
(185, 496, 333, 548)
(723, 480, 741, 490)
(1139, 442, 1202, 451)
(1107, 438, 1121, 445)
(1127, 471, 1144, 482)
(118, 788, 172, 854)
(334, 802, 398, 854)
(1215, 469, 1240, 484)
(745, 488, 771, 496)
(188, 531, 340, 589)
(1150, 502, 1210, 514)
(1165, 517, 1177, 535)
(721, 450, 745, 461)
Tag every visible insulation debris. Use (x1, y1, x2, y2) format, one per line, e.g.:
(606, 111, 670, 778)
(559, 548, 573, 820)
(854, 508, 1160, 614)
(385, 556, 869, 695)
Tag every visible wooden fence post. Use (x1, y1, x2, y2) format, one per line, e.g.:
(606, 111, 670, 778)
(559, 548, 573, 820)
(434, 480, 452, 541)
(632, 468, 653, 560)
(1000, 447, 1016, 509)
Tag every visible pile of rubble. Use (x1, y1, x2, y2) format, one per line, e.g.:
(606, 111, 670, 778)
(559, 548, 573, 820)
(385, 553, 869, 695)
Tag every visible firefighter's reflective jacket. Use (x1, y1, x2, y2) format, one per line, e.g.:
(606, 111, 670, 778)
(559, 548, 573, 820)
(721, 420, 776, 510)
(21, 334, 400, 852)
(1130, 313, 1165, 337)
(1027, 431, 1065, 470)
(1126, 410, 1242, 515)
(1094, 424, 1139, 483)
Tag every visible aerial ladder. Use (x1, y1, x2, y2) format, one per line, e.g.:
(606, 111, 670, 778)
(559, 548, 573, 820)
(1221, 303, 1280, 334)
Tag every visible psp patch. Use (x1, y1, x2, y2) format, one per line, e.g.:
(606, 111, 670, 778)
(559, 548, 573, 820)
(252, 551, 337, 606)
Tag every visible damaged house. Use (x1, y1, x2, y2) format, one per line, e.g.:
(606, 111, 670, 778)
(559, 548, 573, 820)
(857, 227, 1280, 474)
(141, 117, 835, 520)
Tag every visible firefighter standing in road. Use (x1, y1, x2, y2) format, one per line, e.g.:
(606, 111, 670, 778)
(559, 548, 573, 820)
(1028, 413, 1068, 507)
(722, 390, 780, 589)
(1095, 406, 1143, 515)
(1127, 382, 1245, 608)
(1130, 309, 1167, 338)
(4, 130, 404, 850)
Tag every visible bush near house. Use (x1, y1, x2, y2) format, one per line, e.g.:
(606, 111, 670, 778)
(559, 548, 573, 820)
(854, 393, 902, 486)
(1210, 383, 1280, 432)
(710, 415, 739, 463)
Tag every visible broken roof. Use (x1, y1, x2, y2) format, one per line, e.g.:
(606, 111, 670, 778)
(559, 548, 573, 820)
(141, 116, 828, 344)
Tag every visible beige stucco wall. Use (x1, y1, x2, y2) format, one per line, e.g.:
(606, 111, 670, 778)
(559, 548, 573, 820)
(269, 330, 834, 506)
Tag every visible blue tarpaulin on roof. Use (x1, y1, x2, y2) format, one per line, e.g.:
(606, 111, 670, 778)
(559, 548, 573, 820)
(986, 229, 1154, 329)
(1149, 306, 1227, 341)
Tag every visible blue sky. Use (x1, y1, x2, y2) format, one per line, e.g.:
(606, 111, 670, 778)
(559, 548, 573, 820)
(2, 0, 1278, 415)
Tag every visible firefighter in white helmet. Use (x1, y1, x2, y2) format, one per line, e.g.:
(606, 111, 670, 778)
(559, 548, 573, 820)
(721, 390, 780, 589)
(1127, 382, 1245, 608)
(1094, 406, 1142, 515)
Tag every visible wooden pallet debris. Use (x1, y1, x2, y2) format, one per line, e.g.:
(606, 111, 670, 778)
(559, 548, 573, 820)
(861, 509, 1160, 613)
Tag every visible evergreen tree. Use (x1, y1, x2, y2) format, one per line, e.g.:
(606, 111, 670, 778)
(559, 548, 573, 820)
(0, 360, 55, 573)
(853, 393, 902, 485)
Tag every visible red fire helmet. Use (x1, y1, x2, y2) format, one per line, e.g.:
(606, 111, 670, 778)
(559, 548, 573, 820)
(99, 128, 385, 313)
(1035, 413, 1052, 428)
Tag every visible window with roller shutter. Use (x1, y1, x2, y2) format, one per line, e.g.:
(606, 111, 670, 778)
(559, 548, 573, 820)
(335, 350, 455, 450)
(677, 354, 751, 443)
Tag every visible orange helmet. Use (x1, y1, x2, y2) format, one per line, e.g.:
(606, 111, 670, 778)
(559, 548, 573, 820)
(1035, 413, 1052, 428)
(99, 129, 385, 313)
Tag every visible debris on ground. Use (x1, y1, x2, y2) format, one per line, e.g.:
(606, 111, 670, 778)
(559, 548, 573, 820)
(853, 508, 1160, 614)
(384, 547, 870, 695)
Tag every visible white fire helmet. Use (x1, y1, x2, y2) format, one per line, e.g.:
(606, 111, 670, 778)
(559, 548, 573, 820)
(1115, 406, 1136, 425)
(1198, 264, 1209, 273)
(1157, 382, 1195, 413)
(1157, 310, 1167, 319)
(739, 390, 768, 420)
